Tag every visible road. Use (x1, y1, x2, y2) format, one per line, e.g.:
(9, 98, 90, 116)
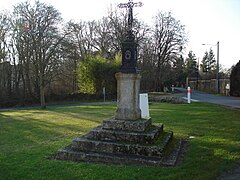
(176, 88, 240, 109)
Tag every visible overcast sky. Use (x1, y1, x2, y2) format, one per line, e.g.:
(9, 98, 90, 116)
(1, 0, 240, 69)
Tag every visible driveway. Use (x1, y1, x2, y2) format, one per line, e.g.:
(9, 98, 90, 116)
(176, 88, 240, 109)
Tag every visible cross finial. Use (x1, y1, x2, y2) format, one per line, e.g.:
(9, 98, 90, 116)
(118, 0, 143, 32)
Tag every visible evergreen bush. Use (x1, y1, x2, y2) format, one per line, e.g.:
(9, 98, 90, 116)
(230, 60, 240, 96)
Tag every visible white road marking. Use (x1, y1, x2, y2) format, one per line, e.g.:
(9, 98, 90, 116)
(182, 97, 200, 102)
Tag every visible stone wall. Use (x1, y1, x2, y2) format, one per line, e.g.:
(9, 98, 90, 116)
(189, 79, 230, 95)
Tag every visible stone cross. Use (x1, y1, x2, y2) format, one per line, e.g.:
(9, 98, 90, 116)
(118, 0, 143, 31)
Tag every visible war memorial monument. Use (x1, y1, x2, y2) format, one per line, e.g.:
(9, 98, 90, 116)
(55, 0, 183, 166)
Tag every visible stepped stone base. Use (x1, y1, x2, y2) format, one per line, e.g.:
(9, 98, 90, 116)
(54, 117, 183, 166)
(56, 140, 182, 166)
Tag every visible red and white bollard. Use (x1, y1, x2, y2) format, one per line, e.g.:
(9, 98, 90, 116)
(187, 86, 191, 104)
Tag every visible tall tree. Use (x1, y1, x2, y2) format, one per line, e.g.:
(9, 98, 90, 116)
(200, 48, 216, 73)
(59, 20, 90, 94)
(152, 11, 187, 90)
(173, 55, 185, 86)
(201, 51, 209, 73)
(0, 13, 9, 62)
(208, 48, 216, 71)
(200, 48, 216, 79)
(95, 6, 149, 60)
(185, 50, 198, 78)
(0, 12, 12, 100)
(13, 0, 65, 109)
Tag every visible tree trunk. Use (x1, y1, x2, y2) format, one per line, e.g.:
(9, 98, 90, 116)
(40, 75, 46, 109)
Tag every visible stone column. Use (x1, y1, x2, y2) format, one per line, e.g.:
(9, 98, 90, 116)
(115, 72, 141, 120)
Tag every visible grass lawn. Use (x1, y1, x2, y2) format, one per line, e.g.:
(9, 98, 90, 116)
(0, 102, 239, 179)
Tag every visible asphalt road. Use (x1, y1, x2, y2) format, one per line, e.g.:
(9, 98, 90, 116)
(176, 88, 240, 109)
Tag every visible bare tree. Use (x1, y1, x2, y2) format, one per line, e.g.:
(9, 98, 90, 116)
(93, 6, 149, 60)
(59, 20, 96, 93)
(152, 11, 187, 90)
(0, 12, 12, 101)
(13, 0, 66, 109)
(0, 13, 9, 63)
(1, 2, 189, 107)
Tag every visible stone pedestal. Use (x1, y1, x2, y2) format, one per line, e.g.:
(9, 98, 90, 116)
(115, 73, 141, 120)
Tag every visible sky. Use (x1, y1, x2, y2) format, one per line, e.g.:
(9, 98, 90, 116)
(1, 0, 240, 69)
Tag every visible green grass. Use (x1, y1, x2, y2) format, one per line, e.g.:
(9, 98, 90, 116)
(0, 102, 239, 179)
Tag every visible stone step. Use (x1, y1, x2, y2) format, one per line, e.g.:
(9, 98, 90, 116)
(102, 117, 152, 132)
(71, 132, 173, 158)
(85, 124, 163, 144)
(55, 139, 183, 166)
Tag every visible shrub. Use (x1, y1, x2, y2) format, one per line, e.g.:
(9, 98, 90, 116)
(230, 60, 240, 96)
(77, 54, 120, 95)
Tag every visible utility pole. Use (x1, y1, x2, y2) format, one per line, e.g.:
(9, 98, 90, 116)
(216, 41, 220, 94)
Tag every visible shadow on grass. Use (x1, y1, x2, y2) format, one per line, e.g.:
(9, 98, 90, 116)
(0, 102, 239, 179)
(0, 104, 117, 152)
